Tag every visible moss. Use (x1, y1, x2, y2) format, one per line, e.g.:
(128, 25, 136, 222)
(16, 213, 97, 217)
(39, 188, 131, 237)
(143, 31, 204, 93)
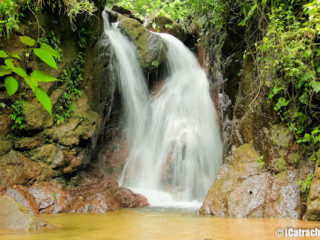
(273, 157, 288, 173)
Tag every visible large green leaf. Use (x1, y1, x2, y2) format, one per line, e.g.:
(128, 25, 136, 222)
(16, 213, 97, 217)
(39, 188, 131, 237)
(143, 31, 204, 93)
(34, 48, 58, 69)
(0, 65, 12, 77)
(5, 76, 18, 96)
(5, 59, 14, 69)
(0, 50, 9, 58)
(41, 43, 61, 58)
(20, 36, 36, 47)
(30, 70, 57, 82)
(24, 76, 36, 91)
(35, 87, 52, 115)
(12, 53, 20, 60)
(12, 67, 28, 78)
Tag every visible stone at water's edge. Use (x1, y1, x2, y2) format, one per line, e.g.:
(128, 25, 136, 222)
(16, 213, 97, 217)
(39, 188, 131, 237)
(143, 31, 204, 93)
(199, 144, 303, 218)
(0, 195, 46, 232)
(118, 18, 167, 71)
(4, 176, 149, 214)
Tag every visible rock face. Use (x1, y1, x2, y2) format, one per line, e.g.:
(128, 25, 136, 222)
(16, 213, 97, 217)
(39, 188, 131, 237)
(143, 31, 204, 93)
(0, 7, 117, 189)
(199, 144, 306, 218)
(0, 195, 44, 232)
(118, 18, 167, 71)
(4, 176, 149, 214)
(306, 167, 320, 220)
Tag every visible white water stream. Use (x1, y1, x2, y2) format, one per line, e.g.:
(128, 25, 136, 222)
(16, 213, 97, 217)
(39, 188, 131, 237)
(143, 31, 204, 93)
(103, 12, 222, 208)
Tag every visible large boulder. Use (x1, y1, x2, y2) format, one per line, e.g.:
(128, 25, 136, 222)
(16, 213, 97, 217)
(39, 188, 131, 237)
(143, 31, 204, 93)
(118, 18, 167, 71)
(0, 195, 43, 232)
(199, 144, 304, 218)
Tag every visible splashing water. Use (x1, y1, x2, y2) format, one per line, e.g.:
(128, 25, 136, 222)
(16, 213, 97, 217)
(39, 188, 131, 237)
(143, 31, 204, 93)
(103, 12, 222, 208)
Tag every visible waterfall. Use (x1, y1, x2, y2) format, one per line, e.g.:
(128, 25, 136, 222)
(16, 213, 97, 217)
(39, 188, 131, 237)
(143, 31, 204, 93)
(102, 11, 150, 144)
(103, 12, 222, 208)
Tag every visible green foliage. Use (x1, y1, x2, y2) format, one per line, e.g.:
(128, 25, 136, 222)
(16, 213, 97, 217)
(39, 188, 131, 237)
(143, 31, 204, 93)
(38, 31, 63, 57)
(0, 35, 60, 114)
(256, 156, 265, 169)
(107, 0, 228, 31)
(252, 0, 320, 162)
(54, 52, 84, 124)
(9, 100, 25, 132)
(0, 0, 96, 39)
(298, 174, 313, 198)
(152, 60, 159, 67)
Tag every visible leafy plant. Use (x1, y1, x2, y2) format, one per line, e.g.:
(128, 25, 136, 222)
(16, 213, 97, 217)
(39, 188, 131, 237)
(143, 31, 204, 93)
(9, 100, 25, 132)
(0, 35, 61, 114)
(256, 156, 265, 169)
(298, 174, 313, 199)
(250, 0, 320, 163)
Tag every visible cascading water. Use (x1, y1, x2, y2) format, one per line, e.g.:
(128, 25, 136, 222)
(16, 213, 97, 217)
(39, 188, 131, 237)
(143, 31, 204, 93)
(102, 11, 149, 144)
(103, 11, 222, 208)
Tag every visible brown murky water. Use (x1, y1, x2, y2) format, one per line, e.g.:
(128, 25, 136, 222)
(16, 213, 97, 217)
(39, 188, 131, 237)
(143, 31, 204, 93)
(1, 208, 320, 240)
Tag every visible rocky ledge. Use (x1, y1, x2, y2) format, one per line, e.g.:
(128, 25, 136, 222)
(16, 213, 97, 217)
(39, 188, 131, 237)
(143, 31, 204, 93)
(1, 174, 148, 215)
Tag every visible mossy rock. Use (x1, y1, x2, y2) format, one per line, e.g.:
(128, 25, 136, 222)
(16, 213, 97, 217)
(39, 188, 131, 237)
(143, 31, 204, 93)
(118, 18, 167, 71)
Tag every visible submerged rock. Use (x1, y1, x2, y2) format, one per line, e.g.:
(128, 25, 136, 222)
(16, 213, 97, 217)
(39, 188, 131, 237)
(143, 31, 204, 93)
(118, 18, 167, 71)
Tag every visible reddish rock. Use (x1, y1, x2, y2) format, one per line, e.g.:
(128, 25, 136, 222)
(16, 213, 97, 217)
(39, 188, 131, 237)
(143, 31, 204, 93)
(69, 191, 120, 213)
(5, 187, 39, 215)
(112, 187, 149, 208)
(27, 183, 68, 214)
(5, 175, 149, 214)
(0, 113, 11, 138)
(0, 151, 53, 187)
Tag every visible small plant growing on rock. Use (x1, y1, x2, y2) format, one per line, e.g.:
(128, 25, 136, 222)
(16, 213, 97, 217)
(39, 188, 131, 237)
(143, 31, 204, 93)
(256, 156, 265, 169)
(0, 35, 61, 115)
(298, 174, 313, 200)
(10, 100, 25, 132)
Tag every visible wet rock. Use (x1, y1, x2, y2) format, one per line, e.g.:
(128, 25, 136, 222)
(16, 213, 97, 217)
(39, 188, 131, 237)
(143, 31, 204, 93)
(0, 140, 13, 156)
(23, 100, 53, 131)
(14, 134, 45, 150)
(44, 111, 100, 147)
(118, 18, 167, 71)
(0, 195, 40, 231)
(69, 191, 120, 213)
(112, 187, 149, 208)
(0, 113, 11, 138)
(199, 144, 266, 217)
(5, 187, 39, 215)
(28, 144, 63, 165)
(200, 144, 303, 218)
(62, 149, 83, 173)
(0, 151, 53, 187)
(265, 171, 302, 219)
(28, 183, 68, 214)
(306, 166, 320, 220)
(3, 176, 149, 214)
